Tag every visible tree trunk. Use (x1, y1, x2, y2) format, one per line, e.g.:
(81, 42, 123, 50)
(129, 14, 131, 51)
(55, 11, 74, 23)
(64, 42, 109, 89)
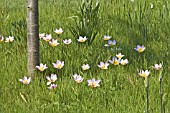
(27, 0, 39, 77)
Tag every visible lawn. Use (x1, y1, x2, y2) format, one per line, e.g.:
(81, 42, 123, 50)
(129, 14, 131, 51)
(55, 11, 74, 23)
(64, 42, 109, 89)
(0, 0, 169, 113)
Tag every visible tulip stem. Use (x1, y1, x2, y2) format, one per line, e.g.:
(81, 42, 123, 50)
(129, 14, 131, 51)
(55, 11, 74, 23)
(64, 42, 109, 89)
(159, 74, 163, 113)
(145, 77, 149, 113)
(145, 84, 149, 113)
(138, 53, 142, 68)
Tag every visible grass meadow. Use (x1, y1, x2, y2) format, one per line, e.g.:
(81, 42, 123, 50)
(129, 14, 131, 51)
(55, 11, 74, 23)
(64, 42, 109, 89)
(0, 0, 170, 112)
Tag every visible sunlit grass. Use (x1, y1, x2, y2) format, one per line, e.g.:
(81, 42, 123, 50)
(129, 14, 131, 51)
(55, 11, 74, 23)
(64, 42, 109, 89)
(0, 0, 169, 113)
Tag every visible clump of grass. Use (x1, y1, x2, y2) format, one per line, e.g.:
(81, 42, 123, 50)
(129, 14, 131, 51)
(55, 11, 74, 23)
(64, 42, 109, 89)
(69, 0, 100, 44)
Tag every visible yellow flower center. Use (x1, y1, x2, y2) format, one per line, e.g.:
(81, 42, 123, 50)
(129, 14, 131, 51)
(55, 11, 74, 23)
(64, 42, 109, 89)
(80, 39, 85, 42)
(90, 82, 97, 87)
(83, 66, 88, 70)
(75, 79, 81, 83)
(23, 80, 28, 84)
(9, 39, 13, 42)
(104, 37, 110, 40)
(141, 73, 146, 77)
(0, 38, 3, 42)
(138, 48, 144, 52)
(101, 65, 107, 69)
(121, 62, 126, 65)
(116, 54, 124, 59)
(51, 43, 57, 47)
(39, 66, 44, 71)
(113, 60, 119, 65)
(56, 31, 61, 34)
(56, 64, 62, 69)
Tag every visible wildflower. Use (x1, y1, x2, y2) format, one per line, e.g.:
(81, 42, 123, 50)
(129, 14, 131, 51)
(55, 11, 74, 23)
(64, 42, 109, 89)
(98, 61, 109, 69)
(152, 63, 162, 70)
(82, 64, 90, 70)
(19, 76, 31, 85)
(0, 35, 4, 42)
(139, 70, 150, 77)
(116, 53, 124, 59)
(54, 28, 63, 34)
(5, 36, 14, 42)
(150, 3, 154, 9)
(52, 60, 64, 69)
(48, 84, 57, 90)
(72, 74, 84, 83)
(49, 39, 59, 47)
(103, 35, 112, 41)
(39, 33, 45, 39)
(36, 63, 48, 71)
(109, 57, 120, 65)
(43, 34, 52, 41)
(87, 78, 101, 88)
(77, 36, 88, 42)
(104, 40, 116, 46)
(120, 59, 128, 65)
(63, 39, 72, 45)
(46, 74, 57, 85)
(134, 45, 145, 53)
(139, 69, 150, 112)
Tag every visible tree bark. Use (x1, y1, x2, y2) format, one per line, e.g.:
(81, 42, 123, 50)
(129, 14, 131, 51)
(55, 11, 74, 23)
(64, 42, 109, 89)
(27, 0, 39, 77)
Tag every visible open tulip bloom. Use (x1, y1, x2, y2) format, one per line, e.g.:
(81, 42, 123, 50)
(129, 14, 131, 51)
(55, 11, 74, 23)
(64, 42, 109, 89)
(82, 64, 90, 70)
(120, 59, 128, 65)
(48, 84, 57, 90)
(87, 78, 101, 88)
(104, 40, 116, 46)
(72, 74, 84, 83)
(63, 39, 72, 45)
(103, 35, 112, 41)
(152, 63, 162, 70)
(49, 39, 60, 47)
(5, 36, 14, 42)
(36, 63, 48, 71)
(138, 70, 150, 78)
(152, 63, 163, 113)
(138, 69, 150, 113)
(43, 34, 52, 42)
(19, 76, 31, 85)
(39, 33, 45, 39)
(0, 35, 4, 42)
(77, 36, 88, 42)
(98, 61, 109, 69)
(46, 74, 57, 85)
(134, 45, 145, 53)
(116, 53, 124, 59)
(109, 57, 120, 65)
(150, 3, 154, 9)
(54, 28, 63, 34)
(52, 60, 64, 69)
(138, 70, 150, 89)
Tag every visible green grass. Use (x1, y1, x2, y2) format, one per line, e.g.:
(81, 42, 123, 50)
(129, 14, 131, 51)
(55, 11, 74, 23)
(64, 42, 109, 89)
(0, 0, 170, 113)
